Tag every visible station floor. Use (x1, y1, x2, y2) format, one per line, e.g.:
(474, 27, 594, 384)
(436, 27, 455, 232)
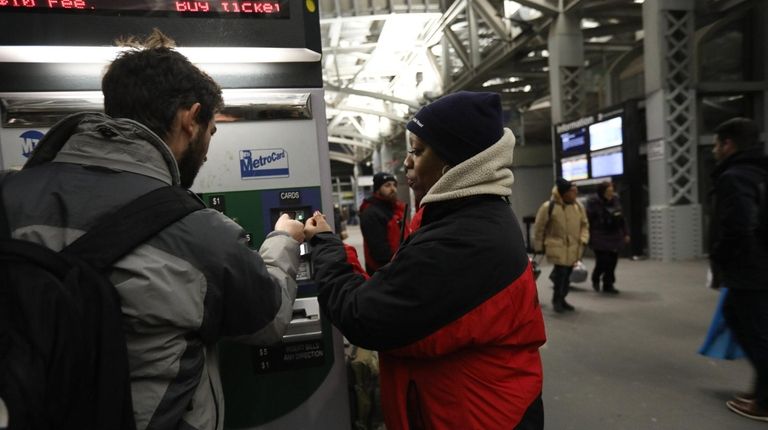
(344, 224, 762, 430)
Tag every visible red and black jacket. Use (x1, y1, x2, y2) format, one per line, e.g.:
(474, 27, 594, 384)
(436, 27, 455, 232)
(359, 195, 409, 274)
(312, 195, 546, 429)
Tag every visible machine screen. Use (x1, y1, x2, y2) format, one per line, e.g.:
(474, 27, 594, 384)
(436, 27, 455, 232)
(279, 209, 307, 222)
(0, 0, 290, 18)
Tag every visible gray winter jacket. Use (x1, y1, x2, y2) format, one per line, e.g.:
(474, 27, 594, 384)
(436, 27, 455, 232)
(0, 113, 300, 430)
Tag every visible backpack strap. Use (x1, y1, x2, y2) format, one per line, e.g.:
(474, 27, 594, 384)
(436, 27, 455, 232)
(547, 199, 555, 221)
(62, 186, 205, 271)
(538, 199, 555, 255)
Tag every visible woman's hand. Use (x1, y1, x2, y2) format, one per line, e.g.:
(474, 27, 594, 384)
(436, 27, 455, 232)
(274, 213, 305, 242)
(304, 211, 333, 241)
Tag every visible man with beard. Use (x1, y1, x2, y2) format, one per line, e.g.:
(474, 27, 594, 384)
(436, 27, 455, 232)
(359, 172, 410, 275)
(0, 30, 304, 430)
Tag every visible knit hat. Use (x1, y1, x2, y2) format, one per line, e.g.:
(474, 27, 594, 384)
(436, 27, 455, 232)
(373, 172, 397, 192)
(556, 177, 573, 196)
(406, 91, 504, 166)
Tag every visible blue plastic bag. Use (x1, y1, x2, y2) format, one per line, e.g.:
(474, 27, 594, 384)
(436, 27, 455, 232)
(698, 288, 746, 360)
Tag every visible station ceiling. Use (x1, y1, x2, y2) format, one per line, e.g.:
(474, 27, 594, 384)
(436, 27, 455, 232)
(319, 0, 645, 166)
(318, 0, 746, 168)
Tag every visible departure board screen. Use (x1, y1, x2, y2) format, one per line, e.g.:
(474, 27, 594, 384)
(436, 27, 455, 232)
(0, 0, 290, 18)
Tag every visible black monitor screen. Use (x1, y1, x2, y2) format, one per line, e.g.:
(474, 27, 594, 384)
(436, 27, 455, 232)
(590, 147, 624, 178)
(561, 154, 588, 181)
(589, 116, 623, 151)
(560, 127, 587, 153)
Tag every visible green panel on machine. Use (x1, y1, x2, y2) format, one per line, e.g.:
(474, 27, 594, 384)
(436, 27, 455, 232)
(199, 187, 335, 428)
(218, 319, 336, 428)
(203, 191, 267, 249)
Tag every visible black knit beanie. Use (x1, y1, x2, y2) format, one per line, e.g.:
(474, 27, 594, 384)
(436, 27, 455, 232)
(556, 177, 573, 196)
(406, 91, 504, 166)
(373, 172, 397, 192)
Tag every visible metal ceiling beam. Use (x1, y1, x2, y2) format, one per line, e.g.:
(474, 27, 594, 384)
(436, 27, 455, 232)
(444, 16, 554, 93)
(424, 0, 468, 46)
(334, 131, 381, 143)
(328, 136, 374, 148)
(327, 106, 409, 123)
(471, 0, 511, 42)
(513, 0, 559, 15)
(443, 27, 472, 70)
(349, 116, 367, 136)
(563, 0, 586, 14)
(325, 84, 421, 108)
(329, 151, 360, 164)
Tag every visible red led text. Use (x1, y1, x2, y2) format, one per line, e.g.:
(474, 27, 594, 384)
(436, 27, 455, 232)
(0, 0, 37, 7)
(48, 0, 85, 8)
(176, 1, 209, 12)
(220, 1, 280, 13)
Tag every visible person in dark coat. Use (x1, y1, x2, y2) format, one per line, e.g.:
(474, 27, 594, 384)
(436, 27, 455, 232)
(359, 172, 410, 275)
(709, 117, 768, 422)
(585, 181, 629, 294)
(304, 91, 545, 430)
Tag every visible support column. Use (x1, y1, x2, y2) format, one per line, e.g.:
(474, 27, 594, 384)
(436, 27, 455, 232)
(371, 147, 382, 173)
(547, 12, 584, 124)
(379, 141, 393, 173)
(352, 163, 360, 210)
(643, 0, 701, 261)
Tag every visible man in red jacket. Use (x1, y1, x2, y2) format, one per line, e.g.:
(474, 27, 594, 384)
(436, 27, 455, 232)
(359, 172, 410, 275)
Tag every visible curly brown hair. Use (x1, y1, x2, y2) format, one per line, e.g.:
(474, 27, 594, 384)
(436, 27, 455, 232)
(102, 29, 223, 140)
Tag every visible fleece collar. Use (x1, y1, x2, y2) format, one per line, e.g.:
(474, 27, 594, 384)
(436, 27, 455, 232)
(420, 128, 515, 206)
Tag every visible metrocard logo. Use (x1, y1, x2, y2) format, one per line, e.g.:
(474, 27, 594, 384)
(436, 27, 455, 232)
(240, 148, 289, 179)
(19, 130, 44, 158)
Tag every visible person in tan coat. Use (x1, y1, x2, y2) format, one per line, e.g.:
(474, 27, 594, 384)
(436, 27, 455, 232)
(533, 178, 589, 313)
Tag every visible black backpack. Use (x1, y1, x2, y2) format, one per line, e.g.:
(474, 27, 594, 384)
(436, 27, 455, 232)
(0, 183, 204, 430)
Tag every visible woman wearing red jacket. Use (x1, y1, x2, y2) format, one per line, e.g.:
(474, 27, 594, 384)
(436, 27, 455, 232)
(305, 91, 546, 430)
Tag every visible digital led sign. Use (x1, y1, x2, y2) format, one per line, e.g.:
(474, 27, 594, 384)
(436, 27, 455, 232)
(0, 0, 290, 17)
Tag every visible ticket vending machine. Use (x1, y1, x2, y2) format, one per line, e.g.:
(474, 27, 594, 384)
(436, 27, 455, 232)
(0, 0, 350, 428)
(193, 89, 350, 429)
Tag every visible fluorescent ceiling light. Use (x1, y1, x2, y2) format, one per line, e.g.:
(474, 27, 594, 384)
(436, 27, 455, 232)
(581, 18, 599, 29)
(0, 46, 321, 64)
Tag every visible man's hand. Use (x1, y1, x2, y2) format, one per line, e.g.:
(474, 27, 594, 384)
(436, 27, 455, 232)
(275, 213, 305, 242)
(304, 211, 333, 241)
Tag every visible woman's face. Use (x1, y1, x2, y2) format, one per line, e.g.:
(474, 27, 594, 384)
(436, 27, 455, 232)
(404, 134, 446, 204)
